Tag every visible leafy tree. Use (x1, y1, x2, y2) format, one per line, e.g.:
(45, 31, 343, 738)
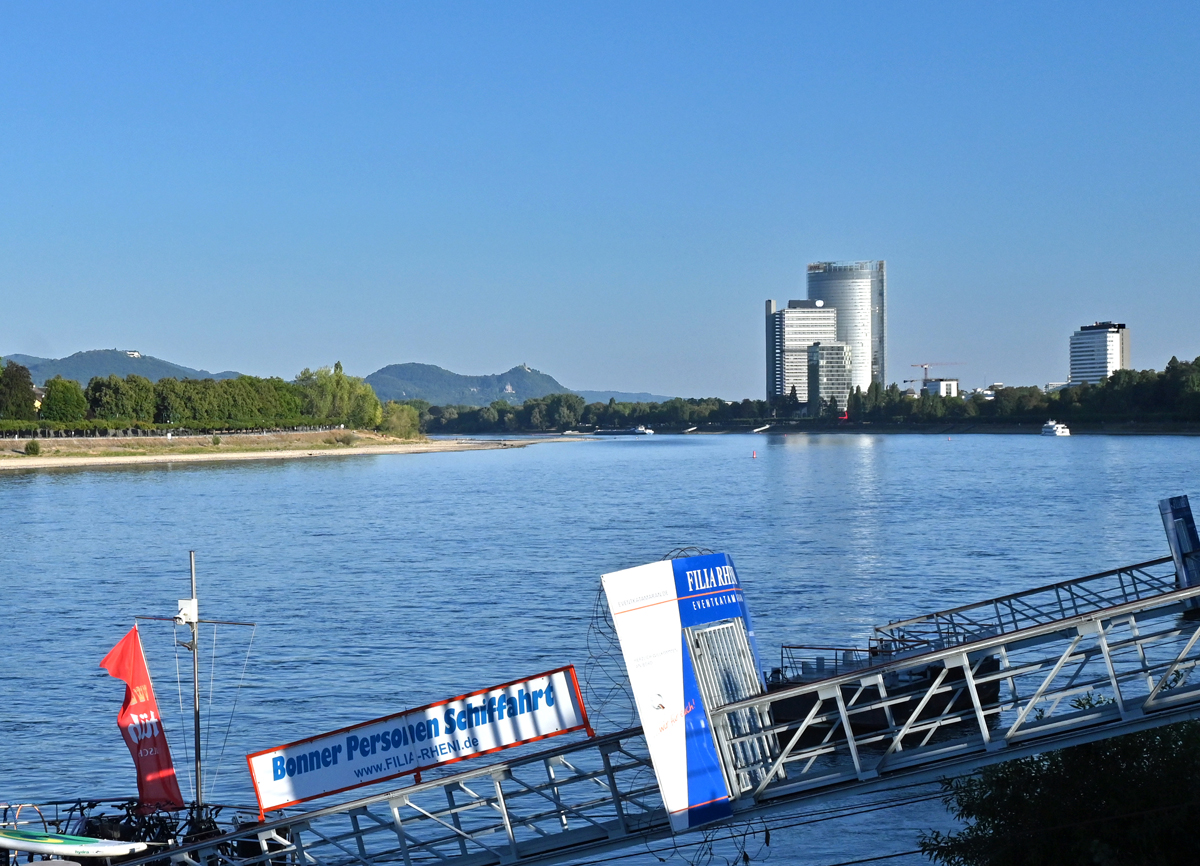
(294, 361, 383, 428)
(528, 403, 547, 430)
(847, 387, 865, 420)
(85, 374, 155, 421)
(154, 377, 188, 424)
(921, 713, 1200, 866)
(39, 375, 87, 422)
(0, 360, 37, 420)
(85, 375, 129, 420)
(380, 402, 421, 438)
(124, 375, 156, 421)
(546, 393, 585, 428)
(865, 381, 883, 413)
(776, 386, 801, 417)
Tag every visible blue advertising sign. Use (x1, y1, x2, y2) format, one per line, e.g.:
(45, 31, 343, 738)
(603, 553, 763, 832)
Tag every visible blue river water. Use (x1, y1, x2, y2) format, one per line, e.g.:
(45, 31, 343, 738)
(2, 432, 1198, 865)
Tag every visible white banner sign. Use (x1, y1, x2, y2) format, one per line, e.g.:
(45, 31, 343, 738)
(246, 666, 591, 815)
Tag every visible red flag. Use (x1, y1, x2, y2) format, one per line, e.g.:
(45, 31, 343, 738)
(100, 626, 186, 809)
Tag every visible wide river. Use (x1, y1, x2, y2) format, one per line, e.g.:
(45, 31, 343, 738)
(3, 432, 1198, 865)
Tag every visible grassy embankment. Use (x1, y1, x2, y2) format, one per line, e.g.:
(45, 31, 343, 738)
(0, 429, 419, 461)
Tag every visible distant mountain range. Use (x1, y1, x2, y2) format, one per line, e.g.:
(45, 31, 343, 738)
(2, 350, 241, 386)
(364, 362, 674, 407)
(366, 363, 566, 406)
(0, 349, 675, 406)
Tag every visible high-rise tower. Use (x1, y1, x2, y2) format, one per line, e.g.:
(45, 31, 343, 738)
(1069, 322, 1130, 384)
(766, 299, 838, 401)
(806, 261, 886, 392)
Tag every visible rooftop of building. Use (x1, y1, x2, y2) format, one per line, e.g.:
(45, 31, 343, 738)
(807, 260, 885, 273)
(1079, 321, 1127, 331)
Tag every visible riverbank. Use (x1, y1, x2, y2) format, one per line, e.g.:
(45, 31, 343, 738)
(678, 421, 1200, 435)
(0, 430, 534, 472)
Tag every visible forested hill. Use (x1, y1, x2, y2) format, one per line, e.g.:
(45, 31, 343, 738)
(365, 363, 570, 406)
(5, 350, 241, 386)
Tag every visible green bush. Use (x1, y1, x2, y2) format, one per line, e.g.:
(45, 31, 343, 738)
(212, 435, 221, 446)
(380, 402, 421, 438)
(24, 439, 40, 456)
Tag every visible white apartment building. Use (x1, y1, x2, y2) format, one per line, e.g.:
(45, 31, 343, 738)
(766, 299, 838, 401)
(923, 378, 959, 398)
(1069, 322, 1130, 384)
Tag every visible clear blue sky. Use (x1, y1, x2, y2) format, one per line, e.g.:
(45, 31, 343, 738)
(2, 3, 1197, 398)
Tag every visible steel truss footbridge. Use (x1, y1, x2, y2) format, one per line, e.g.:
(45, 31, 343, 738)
(120, 553, 1200, 866)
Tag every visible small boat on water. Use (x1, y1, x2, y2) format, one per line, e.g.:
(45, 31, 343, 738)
(596, 426, 654, 436)
(1042, 419, 1071, 436)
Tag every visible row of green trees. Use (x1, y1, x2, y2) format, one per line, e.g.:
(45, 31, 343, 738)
(0, 358, 405, 432)
(9, 353, 1198, 433)
(412, 393, 778, 434)
(413, 355, 1200, 434)
(839, 356, 1200, 425)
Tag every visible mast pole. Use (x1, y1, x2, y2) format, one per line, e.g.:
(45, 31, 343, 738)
(190, 551, 202, 808)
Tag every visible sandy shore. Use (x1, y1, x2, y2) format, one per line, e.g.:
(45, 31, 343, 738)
(0, 432, 535, 472)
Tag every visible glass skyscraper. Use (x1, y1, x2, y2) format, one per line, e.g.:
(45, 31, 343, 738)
(806, 261, 886, 393)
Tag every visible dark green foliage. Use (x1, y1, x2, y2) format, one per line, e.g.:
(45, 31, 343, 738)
(85, 374, 155, 421)
(864, 356, 1200, 426)
(24, 439, 40, 455)
(39, 376, 88, 421)
(423, 393, 771, 434)
(0, 360, 38, 420)
(921, 717, 1200, 866)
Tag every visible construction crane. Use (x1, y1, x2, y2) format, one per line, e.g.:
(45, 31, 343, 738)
(907, 362, 963, 384)
(902, 359, 964, 388)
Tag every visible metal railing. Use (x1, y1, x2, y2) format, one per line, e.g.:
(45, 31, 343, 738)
(714, 577, 1200, 811)
(873, 556, 1176, 651)
(22, 554, 1200, 866)
(117, 730, 667, 866)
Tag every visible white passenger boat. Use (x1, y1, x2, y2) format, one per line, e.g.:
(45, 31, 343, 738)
(1042, 419, 1071, 436)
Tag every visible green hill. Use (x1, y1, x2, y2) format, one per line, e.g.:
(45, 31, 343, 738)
(365, 363, 578, 406)
(1, 350, 677, 406)
(2, 350, 242, 387)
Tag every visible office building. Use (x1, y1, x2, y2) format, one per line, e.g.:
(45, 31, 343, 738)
(807, 342, 853, 411)
(1069, 322, 1130, 384)
(923, 378, 959, 398)
(766, 299, 838, 401)
(807, 261, 886, 392)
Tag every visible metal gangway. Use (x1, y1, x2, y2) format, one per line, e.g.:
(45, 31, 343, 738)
(120, 553, 1200, 866)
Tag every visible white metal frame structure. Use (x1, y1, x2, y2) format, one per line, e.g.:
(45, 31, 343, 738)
(105, 555, 1200, 866)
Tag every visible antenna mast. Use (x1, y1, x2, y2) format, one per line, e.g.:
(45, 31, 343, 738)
(176, 551, 203, 807)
